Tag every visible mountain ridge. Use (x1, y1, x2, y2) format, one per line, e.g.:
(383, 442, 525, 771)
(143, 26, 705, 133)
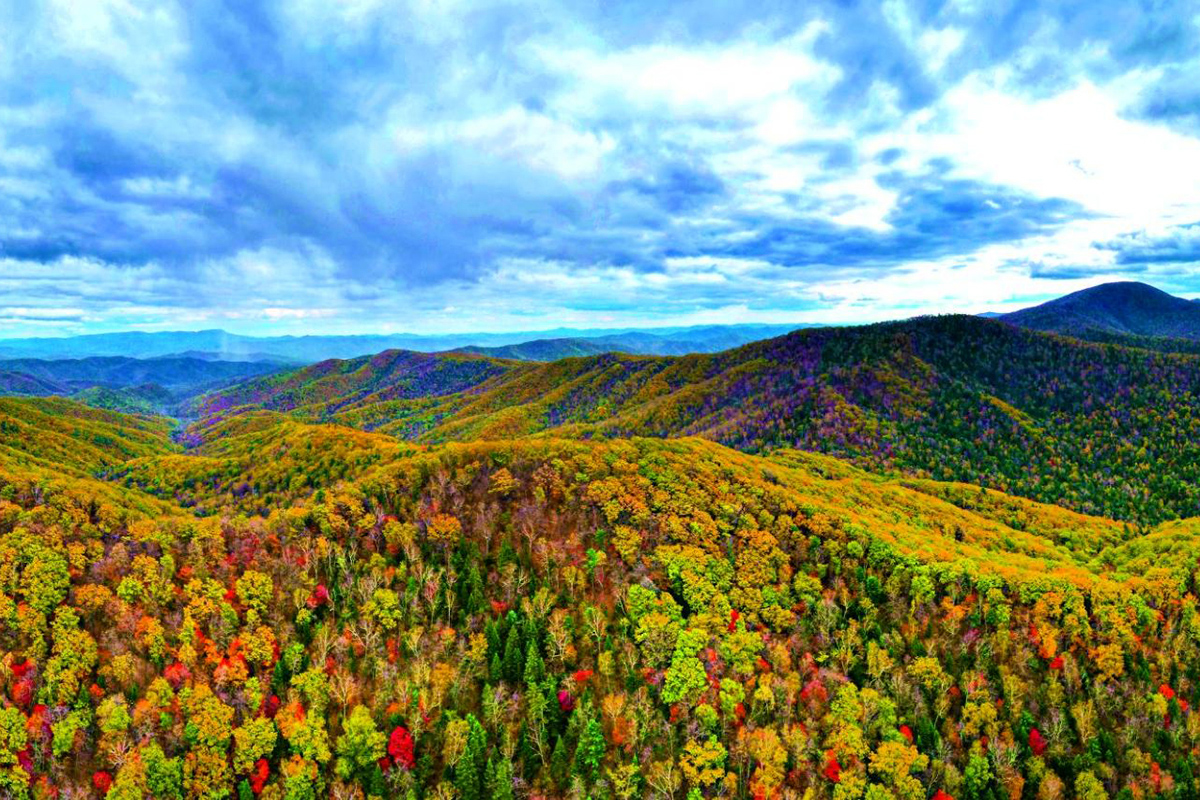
(191, 311, 1200, 524)
(0, 322, 815, 362)
(1001, 280, 1200, 339)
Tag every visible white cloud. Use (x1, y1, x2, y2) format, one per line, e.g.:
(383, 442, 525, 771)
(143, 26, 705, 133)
(4, 0, 1200, 338)
(880, 75, 1200, 223)
(393, 107, 615, 180)
(539, 24, 840, 119)
(45, 0, 186, 97)
(881, 0, 964, 74)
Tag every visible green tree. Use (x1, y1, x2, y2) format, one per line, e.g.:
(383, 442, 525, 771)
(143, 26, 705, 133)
(22, 549, 69, 615)
(235, 570, 274, 616)
(503, 625, 523, 683)
(335, 706, 386, 782)
(576, 718, 606, 784)
(233, 718, 278, 775)
(523, 639, 545, 686)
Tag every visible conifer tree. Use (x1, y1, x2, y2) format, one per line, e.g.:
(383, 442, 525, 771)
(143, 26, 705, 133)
(489, 652, 504, 684)
(576, 718, 606, 784)
(492, 758, 514, 800)
(503, 625, 523, 683)
(550, 736, 570, 789)
(523, 639, 545, 686)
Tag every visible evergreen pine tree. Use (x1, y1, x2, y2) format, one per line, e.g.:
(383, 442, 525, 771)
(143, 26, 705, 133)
(541, 677, 562, 736)
(503, 625, 523, 683)
(576, 718, 606, 784)
(367, 763, 386, 797)
(523, 614, 541, 654)
(484, 755, 498, 798)
(492, 757, 514, 800)
(523, 639, 545, 686)
(455, 732, 482, 800)
(465, 565, 485, 616)
(550, 736, 569, 789)
(517, 726, 539, 781)
(467, 715, 488, 778)
(490, 652, 504, 684)
(498, 541, 518, 568)
(485, 619, 501, 658)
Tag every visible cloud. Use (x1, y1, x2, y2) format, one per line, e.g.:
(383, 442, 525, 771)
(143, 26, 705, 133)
(0, 0, 1199, 336)
(1101, 222, 1200, 265)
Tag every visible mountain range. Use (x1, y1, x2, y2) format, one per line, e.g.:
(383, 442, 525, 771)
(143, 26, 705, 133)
(0, 322, 810, 363)
(181, 283, 1200, 525)
(7, 280, 1200, 798)
(0, 355, 286, 414)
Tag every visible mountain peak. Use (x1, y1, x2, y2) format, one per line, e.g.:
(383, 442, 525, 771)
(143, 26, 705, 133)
(1001, 281, 1200, 339)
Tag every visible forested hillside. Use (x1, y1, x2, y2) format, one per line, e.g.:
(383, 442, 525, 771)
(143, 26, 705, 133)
(191, 350, 518, 419)
(196, 315, 1200, 525)
(1001, 282, 1200, 340)
(1, 396, 1200, 800)
(8, 305, 1200, 799)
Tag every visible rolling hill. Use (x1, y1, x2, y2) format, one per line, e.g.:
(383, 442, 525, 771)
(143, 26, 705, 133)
(0, 355, 284, 393)
(12, 284, 1200, 797)
(1, 396, 1197, 798)
(191, 349, 519, 419)
(0, 355, 289, 414)
(455, 324, 807, 361)
(193, 313, 1200, 524)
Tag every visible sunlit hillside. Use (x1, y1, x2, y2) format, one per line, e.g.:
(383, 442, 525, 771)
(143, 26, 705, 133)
(195, 315, 1200, 524)
(0, 397, 1197, 798)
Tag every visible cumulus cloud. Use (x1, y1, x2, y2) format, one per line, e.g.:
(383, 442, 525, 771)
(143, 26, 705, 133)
(0, 0, 1199, 336)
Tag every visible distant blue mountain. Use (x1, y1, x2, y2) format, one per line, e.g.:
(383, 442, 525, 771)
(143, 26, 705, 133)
(454, 324, 811, 360)
(0, 355, 287, 413)
(0, 323, 821, 363)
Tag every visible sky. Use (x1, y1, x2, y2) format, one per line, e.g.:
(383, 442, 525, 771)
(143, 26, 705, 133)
(1, 0, 1200, 337)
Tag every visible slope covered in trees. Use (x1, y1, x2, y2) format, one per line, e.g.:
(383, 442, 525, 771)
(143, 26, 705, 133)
(189, 350, 519, 420)
(197, 315, 1200, 524)
(1, 401, 1199, 799)
(1001, 281, 1200, 340)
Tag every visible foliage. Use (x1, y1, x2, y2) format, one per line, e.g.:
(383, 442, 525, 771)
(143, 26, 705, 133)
(2, 393, 1200, 798)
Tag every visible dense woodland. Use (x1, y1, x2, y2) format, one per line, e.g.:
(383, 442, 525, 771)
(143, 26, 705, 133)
(193, 315, 1200, 525)
(0, 393, 1196, 798)
(4, 319, 1200, 798)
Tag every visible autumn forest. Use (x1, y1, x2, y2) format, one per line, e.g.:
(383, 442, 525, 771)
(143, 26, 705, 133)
(2, 287, 1200, 800)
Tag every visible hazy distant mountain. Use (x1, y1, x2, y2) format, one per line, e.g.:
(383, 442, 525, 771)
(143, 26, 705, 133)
(0, 355, 288, 414)
(455, 323, 807, 360)
(0, 355, 284, 393)
(0, 370, 65, 396)
(0, 323, 817, 362)
(1000, 281, 1200, 340)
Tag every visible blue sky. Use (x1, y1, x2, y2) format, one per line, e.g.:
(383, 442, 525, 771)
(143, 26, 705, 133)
(1, 0, 1200, 336)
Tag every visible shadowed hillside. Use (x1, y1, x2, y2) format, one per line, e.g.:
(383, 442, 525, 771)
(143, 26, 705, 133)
(1001, 281, 1200, 339)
